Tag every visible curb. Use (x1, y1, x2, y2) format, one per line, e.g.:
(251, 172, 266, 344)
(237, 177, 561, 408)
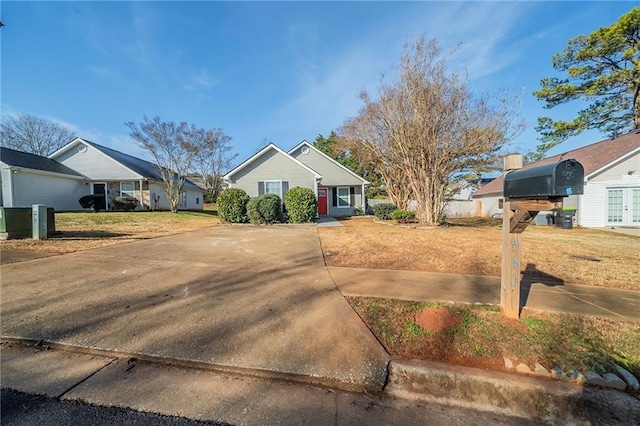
(1, 337, 383, 394)
(386, 359, 640, 423)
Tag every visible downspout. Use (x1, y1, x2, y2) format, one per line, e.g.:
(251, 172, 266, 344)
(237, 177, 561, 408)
(314, 177, 320, 218)
(138, 179, 144, 210)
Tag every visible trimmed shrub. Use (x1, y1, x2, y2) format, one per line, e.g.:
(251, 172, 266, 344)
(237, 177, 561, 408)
(390, 209, 416, 223)
(247, 194, 282, 224)
(373, 203, 397, 220)
(112, 196, 138, 211)
(79, 194, 105, 211)
(217, 188, 250, 223)
(284, 187, 317, 223)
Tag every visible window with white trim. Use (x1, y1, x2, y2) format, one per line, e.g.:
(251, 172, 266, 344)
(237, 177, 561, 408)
(337, 187, 350, 208)
(264, 180, 282, 198)
(120, 182, 136, 197)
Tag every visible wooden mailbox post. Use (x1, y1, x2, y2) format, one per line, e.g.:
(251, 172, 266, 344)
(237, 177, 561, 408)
(500, 157, 584, 319)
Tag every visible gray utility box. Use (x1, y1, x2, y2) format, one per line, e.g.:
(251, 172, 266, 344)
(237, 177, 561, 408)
(504, 159, 584, 200)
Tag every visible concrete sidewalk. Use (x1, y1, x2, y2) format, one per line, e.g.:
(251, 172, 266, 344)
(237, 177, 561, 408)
(1, 226, 389, 392)
(328, 267, 640, 322)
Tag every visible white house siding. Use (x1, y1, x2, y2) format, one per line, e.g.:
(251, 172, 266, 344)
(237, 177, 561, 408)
(443, 200, 478, 217)
(581, 152, 640, 227)
(473, 195, 502, 217)
(54, 143, 141, 180)
(227, 149, 317, 198)
(579, 183, 607, 227)
(0, 168, 89, 210)
(147, 182, 202, 211)
(590, 151, 640, 183)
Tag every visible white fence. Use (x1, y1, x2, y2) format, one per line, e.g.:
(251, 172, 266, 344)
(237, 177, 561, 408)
(367, 198, 479, 218)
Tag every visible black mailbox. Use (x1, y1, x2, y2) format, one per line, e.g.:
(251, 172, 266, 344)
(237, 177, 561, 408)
(504, 159, 584, 200)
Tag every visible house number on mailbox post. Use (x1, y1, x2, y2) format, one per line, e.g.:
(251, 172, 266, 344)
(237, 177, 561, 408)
(500, 157, 584, 319)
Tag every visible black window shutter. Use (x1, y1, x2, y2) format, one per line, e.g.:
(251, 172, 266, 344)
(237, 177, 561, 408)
(282, 181, 289, 198)
(258, 182, 264, 195)
(350, 187, 355, 206)
(332, 187, 337, 207)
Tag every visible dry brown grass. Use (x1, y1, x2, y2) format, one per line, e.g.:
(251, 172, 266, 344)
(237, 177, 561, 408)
(0, 211, 220, 254)
(318, 217, 640, 290)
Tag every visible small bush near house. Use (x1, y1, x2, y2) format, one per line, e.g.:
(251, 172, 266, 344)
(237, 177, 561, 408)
(112, 196, 138, 211)
(390, 210, 415, 223)
(203, 192, 217, 204)
(284, 187, 317, 223)
(373, 203, 397, 220)
(247, 194, 282, 224)
(78, 194, 105, 211)
(217, 188, 250, 223)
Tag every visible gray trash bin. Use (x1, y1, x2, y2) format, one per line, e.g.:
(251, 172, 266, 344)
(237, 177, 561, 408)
(555, 210, 576, 229)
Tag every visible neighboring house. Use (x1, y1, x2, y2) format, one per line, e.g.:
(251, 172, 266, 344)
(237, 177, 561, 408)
(472, 131, 640, 228)
(224, 141, 369, 216)
(49, 138, 204, 211)
(0, 147, 91, 210)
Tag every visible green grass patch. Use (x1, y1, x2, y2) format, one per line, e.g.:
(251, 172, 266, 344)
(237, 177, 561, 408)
(347, 297, 640, 378)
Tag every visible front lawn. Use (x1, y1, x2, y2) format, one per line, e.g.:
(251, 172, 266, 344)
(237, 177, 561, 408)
(349, 297, 640, 381)
(317, 217, 639, 290)
(0, 210, 219, 254)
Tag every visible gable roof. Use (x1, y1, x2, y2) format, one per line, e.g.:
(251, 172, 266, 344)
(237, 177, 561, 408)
(473, 131, 640, 197)
(51, 138, 202, 190)
(0, 146, 84, 177)
(288, 140, 369, 184)
(224, 143, 322, 180)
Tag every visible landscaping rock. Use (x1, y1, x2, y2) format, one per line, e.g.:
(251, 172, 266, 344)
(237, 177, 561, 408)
(504, 357, 513, 370)
(551, 366, 564, 380)
(602, 373, 626, 390)
(585, 371, 606, 386)
(613, 363, 640, 392)
(534, 363, 549, 377)
(516, 363, 531, 374)
(568, 370, 586, 384)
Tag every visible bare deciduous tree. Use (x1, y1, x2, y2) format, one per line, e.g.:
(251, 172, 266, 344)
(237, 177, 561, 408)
(341, 36, 523, 224)
(0, 113, 77, 156)
(192, 128, 236, 201)
(126, 116, 209, 213)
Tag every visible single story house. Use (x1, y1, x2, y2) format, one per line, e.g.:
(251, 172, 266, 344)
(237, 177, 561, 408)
(49, 138, 204, 211)
(472, 131, 640, 228)
(224, 141, 369, 216)
(0, 146, 91, 210)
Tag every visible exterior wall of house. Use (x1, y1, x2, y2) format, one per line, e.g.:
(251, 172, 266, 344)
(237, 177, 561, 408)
(227, 148, 316, 198)
(54, 143, 141, 180)
(290, 146, 364, 186)
(590, 151, 639, 183)
(0, 166, 90, 210)
(473, 195, 502, 217)
(326, 186, 363, 217)
(579, 153, 640, 227)
(580, 177, 639, 227)
(147, 182, 203, 211)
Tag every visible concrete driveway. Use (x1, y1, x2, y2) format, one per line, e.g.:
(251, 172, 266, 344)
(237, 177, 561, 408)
(0, 226, 389, 391)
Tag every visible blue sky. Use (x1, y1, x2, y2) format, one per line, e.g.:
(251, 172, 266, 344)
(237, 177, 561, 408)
(1, 1, 636, 168)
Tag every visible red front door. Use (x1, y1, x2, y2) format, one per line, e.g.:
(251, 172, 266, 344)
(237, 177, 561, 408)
(318, 188, 328, 215)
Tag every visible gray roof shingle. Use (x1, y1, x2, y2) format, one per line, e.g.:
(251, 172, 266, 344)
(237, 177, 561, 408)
(78, 139, 202, 191)
(0, 147, 84, 177)
(473, 131, 640, 197)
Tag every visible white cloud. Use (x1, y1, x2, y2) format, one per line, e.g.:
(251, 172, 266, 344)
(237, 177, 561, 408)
(256, 2, 534, 144)
(184, 69, 219, 95)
